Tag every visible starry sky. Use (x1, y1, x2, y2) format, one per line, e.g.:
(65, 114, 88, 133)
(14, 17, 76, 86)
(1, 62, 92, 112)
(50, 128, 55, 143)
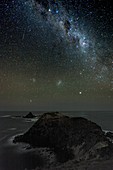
(0, 0, 113, 111)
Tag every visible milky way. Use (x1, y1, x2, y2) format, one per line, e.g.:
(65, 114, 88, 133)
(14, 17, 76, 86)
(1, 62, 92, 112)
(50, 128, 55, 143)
(0, 0, 113, 110)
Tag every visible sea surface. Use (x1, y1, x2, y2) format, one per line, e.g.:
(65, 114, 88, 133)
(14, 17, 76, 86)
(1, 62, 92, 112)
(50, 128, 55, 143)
(0, 111, 113, 170)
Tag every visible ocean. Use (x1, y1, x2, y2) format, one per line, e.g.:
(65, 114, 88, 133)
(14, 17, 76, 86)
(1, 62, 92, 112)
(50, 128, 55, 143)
(0, 111, 113, 170)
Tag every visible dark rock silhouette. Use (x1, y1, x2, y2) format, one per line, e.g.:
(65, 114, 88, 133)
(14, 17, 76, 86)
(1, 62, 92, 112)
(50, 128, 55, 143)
(23, 112, 36, 118)
(14, 112, 113, 163)
(106, 132, 113, 140)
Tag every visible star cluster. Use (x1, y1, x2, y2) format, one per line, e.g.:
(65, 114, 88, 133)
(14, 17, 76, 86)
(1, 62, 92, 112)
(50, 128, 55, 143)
(0, 0, 113, 110)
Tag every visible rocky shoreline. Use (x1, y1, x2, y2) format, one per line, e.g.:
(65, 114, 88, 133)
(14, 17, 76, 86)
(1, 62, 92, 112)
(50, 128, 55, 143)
(13, 112, 113, 169)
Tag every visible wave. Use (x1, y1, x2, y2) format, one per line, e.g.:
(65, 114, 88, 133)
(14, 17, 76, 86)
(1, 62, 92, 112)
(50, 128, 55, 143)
(0, 115, 11, 118)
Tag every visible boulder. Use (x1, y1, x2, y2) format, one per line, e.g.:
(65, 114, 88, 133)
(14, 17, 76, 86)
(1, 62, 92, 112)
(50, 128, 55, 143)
(23, 112, 36, 118)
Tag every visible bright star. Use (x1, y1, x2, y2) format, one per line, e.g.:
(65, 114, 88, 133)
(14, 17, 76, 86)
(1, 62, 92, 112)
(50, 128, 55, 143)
(79, 91, 82, 95)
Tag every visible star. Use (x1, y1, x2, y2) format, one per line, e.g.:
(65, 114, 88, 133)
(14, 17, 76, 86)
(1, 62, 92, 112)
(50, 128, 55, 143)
(32, 78, 36, 83)
(30, 99, 32, 103)
(30, 78, 36, 83)
(79, 92, 82, 95)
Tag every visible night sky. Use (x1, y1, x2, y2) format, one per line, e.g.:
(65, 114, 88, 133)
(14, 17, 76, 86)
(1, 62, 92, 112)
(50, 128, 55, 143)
(0, 0, 113, 111)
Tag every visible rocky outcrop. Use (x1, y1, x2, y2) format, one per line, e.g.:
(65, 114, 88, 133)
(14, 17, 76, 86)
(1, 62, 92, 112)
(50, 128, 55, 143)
(14, 112, 113, 163)
(23, 112, 36, 118)
(106, 132, 113, 140)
